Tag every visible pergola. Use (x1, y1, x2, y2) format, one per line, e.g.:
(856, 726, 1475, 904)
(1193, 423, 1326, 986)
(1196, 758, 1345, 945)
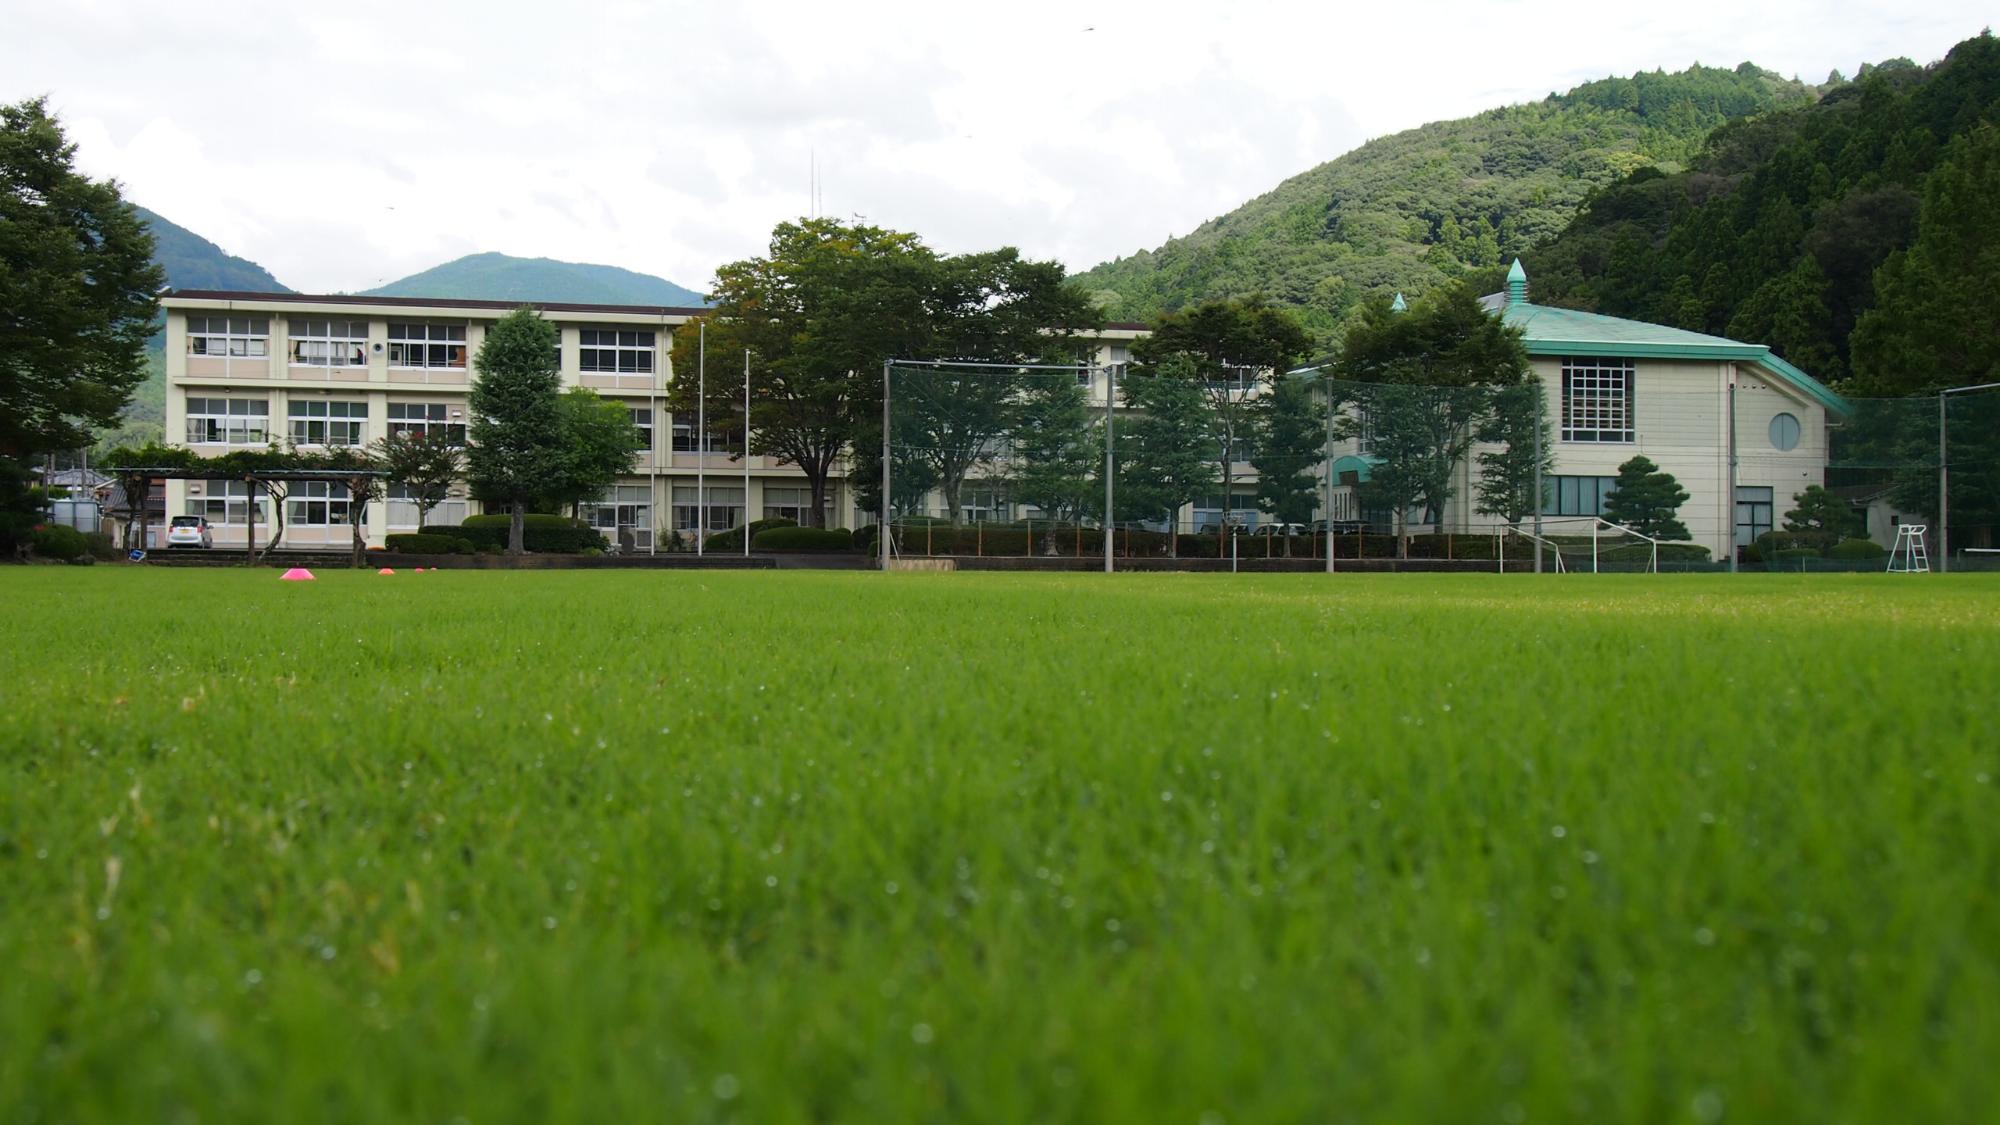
(101, 465, 388, 567)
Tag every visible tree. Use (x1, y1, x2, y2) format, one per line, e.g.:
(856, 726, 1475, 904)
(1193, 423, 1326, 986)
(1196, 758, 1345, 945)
(371, 429, 462, 528)
(542, 388, 640, 518)
(1783, 484, 1864, 537)
(1009, 375, 1099, 525)
(1601, 455, 1691, 540)
(1334, 283, 1531, 554)
(1116, 356, 1216, 556)
(1474, 379, 1554, 527)
(1251, 373, 1324, 548)
(466, 308, 564, 554)
(0, 98, 163, 462)
(1131, 296, 1312, 534)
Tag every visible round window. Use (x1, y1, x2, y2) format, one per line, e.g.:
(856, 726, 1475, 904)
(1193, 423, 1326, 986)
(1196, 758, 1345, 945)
(1769, 412, 1801, 452)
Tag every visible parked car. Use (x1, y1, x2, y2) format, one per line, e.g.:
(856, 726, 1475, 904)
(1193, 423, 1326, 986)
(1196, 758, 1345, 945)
(1250, 522, 1309, 539)
(166, 515, 213, 548)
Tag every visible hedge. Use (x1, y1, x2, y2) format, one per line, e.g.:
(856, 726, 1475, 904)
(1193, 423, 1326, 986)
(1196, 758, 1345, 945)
(1755, 529, 1841, 557)
(1829, 537, 1888, 560)
(430, 514, 606, 553)
(387, 532, 475, 554)
(30, 524, 88, 562)
(753, 526, 858, 552)
(703, 517, 795, 552)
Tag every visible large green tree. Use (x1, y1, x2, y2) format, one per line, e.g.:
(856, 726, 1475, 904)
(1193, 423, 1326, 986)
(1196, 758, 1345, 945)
(1131, 296, 1312, 532)
(1251, 372, 1324, 538)
(1116, 355, 1216, 555)
(1334, 283, 1530, 554)
(542, 388, 641, 518)
(1474, 379, 1554, 527)
(1, 97, 163, 461)
(1008, 375, 1099, 525)
(372, 429, 462, 529)
(467, 308, 564, 553)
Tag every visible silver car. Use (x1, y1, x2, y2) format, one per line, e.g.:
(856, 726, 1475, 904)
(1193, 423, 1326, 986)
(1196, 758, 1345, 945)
(166, 515, 214, 548)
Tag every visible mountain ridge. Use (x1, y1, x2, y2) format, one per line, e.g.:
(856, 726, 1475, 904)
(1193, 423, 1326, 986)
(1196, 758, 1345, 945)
(360, 252, 708, 307)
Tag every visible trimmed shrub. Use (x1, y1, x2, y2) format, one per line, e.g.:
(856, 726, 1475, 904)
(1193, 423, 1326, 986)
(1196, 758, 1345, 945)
(83, 531, 119, 561)
(1756, 530, 1839, 558)
(1773, 548, 1821, 565)
(704, 517, 796, 552)
(753, 526, 857, 552)
(387, 532, 473, 554)
(30, 524, 88, 562)
(441, 514, 606, 553)
(1829, 537, 1888, 560)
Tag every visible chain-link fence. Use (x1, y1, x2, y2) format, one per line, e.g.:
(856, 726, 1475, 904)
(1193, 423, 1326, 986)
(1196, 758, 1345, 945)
(876, 361, 1999, 572)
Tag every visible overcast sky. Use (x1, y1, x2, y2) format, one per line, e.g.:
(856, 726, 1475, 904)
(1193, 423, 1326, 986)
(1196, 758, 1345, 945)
(5, 1, 1989, 295)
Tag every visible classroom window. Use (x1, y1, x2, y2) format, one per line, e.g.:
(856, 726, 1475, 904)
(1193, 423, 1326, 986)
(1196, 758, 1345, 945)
(184, 480, 263, 525)
(186, 316, 269, 357)
(289, 319, 368, 366)
(1542, 475, 1619, 517)
(286, 480, 356, 526)
(386, 402, 466, 444)
(387, 323, 467, 368)
(288, 400, 367, 446)
(184, 397, 269, 444)
(1735, 486, 1774, 547)
(580, 329, 656, 373)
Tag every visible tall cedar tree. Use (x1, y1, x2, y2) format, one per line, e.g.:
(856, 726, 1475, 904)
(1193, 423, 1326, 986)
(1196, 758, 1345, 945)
(1601, 455, 1691, 540)
(1, 98, 163, 460)
(1116, 355, 1216, 556)
(1474, 379, 1555, 526)
(1251, 373, 1325, 539)
(1334, 283, 1530, 554)
(1130, 296, 1312, 532)
(1009, 375, 1099, 524)
(467, 309, 564, 554)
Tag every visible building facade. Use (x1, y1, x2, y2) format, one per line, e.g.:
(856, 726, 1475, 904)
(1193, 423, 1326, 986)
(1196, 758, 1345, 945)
(159, 290, 1147, 550)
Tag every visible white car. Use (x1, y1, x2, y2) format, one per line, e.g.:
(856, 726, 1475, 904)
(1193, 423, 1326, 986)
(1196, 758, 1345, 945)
(166, 515, 214, 548)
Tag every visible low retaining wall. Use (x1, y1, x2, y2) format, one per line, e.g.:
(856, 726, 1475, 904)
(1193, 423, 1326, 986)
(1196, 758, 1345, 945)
(946, 557, 1542, 573)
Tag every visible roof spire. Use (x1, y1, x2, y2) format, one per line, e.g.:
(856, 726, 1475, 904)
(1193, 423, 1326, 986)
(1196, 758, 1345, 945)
(1506, 258, 1528, 305)
(1390, 291, 1407, 313)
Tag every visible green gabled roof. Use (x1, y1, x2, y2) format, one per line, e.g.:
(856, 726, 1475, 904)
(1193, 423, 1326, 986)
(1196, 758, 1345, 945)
(1484, 271, 1852, 417)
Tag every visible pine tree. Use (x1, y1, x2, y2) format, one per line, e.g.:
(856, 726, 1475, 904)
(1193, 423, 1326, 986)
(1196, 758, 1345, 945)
(1251, 373, 1325, 543)
(467, 308, 564, 554)
(1117, 357, 1216, 556)
(1782, 484, 1863, 537)
(1601, 455, 1691, 540)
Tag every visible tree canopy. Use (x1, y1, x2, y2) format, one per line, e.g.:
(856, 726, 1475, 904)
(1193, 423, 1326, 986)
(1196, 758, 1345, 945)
(467, 308, 564, 553)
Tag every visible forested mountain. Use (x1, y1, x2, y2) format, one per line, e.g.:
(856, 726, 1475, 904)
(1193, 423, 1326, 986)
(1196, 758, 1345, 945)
(1530, 33, 2000, 392)
(135, 206, 291, 292)
(1074, 64, 1824, 342)
(362, 252, 708, 307)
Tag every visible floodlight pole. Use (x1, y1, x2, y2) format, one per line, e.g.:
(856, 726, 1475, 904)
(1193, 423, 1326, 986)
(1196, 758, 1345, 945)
(1324, 371, 1336, 574)
(1938, 381, 2000, 574)
(696, 319, 706, 558)
(1104, 356, 1120, 568)
(743, 348, 751, 559)
(1726, 376, 1738, 574)
(1532, 386, 1544, 574)
(881, 359, 892, 571)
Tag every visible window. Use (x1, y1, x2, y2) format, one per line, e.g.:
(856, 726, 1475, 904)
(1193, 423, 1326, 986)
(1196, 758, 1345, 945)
(1735, 486, 1773, 547)
(385, 484, 466, 528)
(289, 400, 367, 446)
(1542, 475, 1619, 517)
(580, 485, 654, 549)
(184, 397, 269, 445)
(1192, 493, 1258, 531)
(186, 317, 269, 357)
(1561, 357, 1635, 443)
(386, 402, 465, 444)
(1206, 365, 1256, 393)
(1353, 404, 1376, 455)
(959, 487, 1008, 522)
(630, 407, 654, 452)
(1769, 412, 1801, 452)
(184, 480, 263, 525)
(287, 481, 357, 526)
(672, 422, 739, 453)
(289, 319, 368, 366)
(762, 485, 837, 523)
(672, 484, 743, 531)
(580, 329, 656, 373)
(387, 323, 467, 368)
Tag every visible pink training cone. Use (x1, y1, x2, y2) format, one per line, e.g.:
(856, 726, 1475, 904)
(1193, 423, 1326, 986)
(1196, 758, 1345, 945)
(377, 567, 396, 575)
(279, 568, 315, 581)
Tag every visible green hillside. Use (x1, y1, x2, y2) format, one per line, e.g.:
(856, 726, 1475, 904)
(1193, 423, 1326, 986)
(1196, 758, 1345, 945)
(1528, 34, 2000, 390)
(1074, 64, 1824, 342)
(135, 205, 291, 293)
(363, 252, 707, 307)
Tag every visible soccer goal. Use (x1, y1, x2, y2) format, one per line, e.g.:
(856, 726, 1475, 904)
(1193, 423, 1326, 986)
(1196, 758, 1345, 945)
(1525, 517, 1663, 573)
(879, 359, 1119, 572)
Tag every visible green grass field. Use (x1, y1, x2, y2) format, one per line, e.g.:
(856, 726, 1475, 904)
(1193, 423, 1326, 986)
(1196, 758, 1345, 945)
(3, 568, 1996, 1123)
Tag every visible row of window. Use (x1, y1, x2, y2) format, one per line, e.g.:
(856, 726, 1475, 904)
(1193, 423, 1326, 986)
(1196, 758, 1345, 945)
(183, 399, 636, 449)
(187, 317, 658, 372)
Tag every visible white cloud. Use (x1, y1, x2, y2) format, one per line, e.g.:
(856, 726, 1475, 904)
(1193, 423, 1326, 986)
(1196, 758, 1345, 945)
(6, 0, 1990, 294)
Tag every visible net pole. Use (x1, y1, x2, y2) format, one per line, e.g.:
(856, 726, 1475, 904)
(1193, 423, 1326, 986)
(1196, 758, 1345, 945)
(696, 320, 705, 558)
(1726, 374, 1738, 574)
(1533, 385, 1544, 574)
(1103, 361, 1114, 574)
(880, 359, 892, 571)
(1938, 391, 1948, 574)
(1324, 373, 1336, 574)
(743, 348, 751, 559)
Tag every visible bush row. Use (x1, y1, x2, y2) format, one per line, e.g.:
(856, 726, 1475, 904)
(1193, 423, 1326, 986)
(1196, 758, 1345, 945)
(703, 517, 795, 552)
(428, 514, 605, 553)
(387, 532, 477, 554)
(752, 527, 859, 552)
(1742, 531, 1887, 562)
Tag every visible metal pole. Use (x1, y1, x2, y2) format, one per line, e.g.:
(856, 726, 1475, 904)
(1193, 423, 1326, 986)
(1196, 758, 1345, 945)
(1939, 391, 1949, 574)
(743, 348, 751, 559)
(696, 320, 705, 557)
(880, 359, 892, 571)
(1102, 362, 1113, 574)
(1727, 375, 1738, 573)
(1325, 374, 1336, 574)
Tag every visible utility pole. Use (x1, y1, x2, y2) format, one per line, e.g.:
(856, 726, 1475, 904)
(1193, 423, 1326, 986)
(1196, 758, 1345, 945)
(881, 360, 893, 571)
(743, 348, 751, 558)
(1938, 381, 2000, 574)
(1727, 375, 1738, 574)
(696, 319, 706, 557)
(1102, 361, 1114, 574)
